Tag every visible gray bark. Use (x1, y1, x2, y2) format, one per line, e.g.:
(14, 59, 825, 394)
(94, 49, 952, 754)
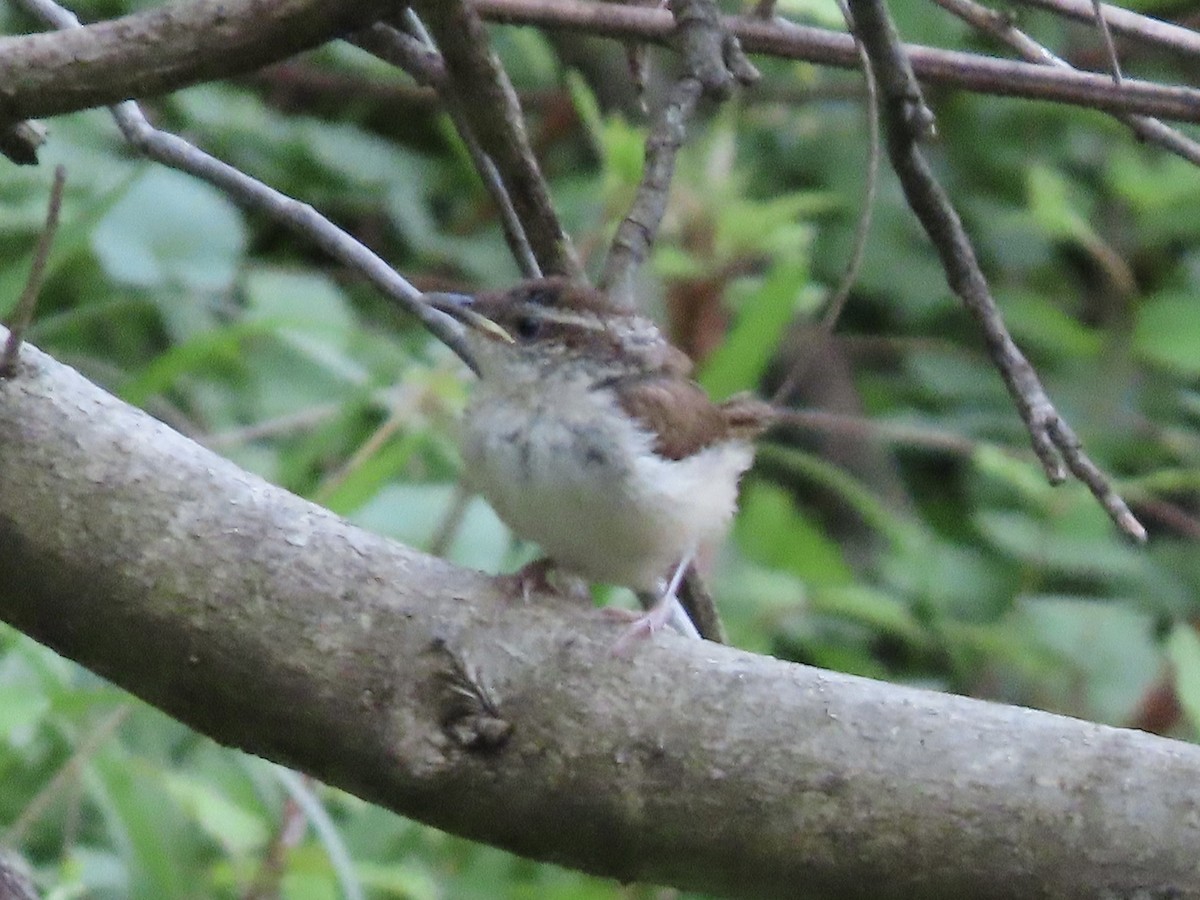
(1, 332, 1198, 899)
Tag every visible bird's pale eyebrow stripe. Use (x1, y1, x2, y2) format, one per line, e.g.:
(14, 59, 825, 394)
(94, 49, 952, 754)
(526, 307, 610, 330)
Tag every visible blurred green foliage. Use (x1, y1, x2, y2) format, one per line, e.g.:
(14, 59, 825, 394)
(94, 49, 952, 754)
(2, 0, 1200, 897)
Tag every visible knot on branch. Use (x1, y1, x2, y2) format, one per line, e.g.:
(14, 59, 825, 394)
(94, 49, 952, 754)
(434, 638, 512, 752)
(670, 0, 760, 98)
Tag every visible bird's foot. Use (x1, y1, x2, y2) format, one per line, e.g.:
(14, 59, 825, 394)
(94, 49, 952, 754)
(495, 557, 558, 603)
(608, 598, 676, 656)
(496, 558, 590, 605)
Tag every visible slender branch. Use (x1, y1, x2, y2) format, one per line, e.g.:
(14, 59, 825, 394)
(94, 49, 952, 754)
(4, 0, 1200, 126)
(846, 0, 1146, 543)
(473, 0, 1200, 123)
(408, 0, 582, 279)
(599, 78, 702, 305)
(349, 17, 541, 278)
(242, 792, 306, 900)
(599, 0, 759, 305)
(1089, 0, 1123, 83)
(1, 165, 66, 378)
(1008, 0, 1200, 58)
(772, 0, 881, 404)
(2, 331, 1199, 898)
(930, 0, 1200, 166)
(769, 407, 980, 456)
(15, 0, 480, 375)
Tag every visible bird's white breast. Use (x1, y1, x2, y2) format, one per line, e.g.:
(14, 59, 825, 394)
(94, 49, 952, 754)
(460, 376, 753, 591)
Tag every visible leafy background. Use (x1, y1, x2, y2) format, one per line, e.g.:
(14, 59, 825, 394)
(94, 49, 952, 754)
(3, 0, 1200, 897)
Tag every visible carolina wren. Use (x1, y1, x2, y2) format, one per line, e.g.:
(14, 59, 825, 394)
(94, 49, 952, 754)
(428, 277, 772, 642)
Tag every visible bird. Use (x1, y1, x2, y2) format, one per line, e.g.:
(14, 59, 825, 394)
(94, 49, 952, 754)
(426, 276, 772, 644)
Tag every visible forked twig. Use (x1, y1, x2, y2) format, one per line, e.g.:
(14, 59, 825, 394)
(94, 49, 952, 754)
(846, 0, 1146, 542)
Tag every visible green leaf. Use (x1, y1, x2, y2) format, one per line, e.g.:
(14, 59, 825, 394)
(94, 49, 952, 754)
(1133, 290, 1200, 376)
(161, 772, 269, 857)
(0, 686, 49, 743)
(735, 481, 852, 584)
(119, 320, 269, 407)
(92, 167, 246, 291)
(318, 432, 422, 516)
(1016, 596, 1159, 722)
(699, 262, 808, 398)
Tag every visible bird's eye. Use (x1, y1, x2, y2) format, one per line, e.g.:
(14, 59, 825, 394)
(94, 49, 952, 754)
(526, 288, 554, 306)
(515, 316, 542, 341)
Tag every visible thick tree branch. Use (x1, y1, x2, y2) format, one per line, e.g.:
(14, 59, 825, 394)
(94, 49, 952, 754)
(0, 0, 392, 121)
(2, 334, 1199, 898)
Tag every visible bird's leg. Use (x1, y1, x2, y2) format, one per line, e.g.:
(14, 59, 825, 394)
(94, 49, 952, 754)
(495, 557, 578, 604)
(612, 550, 699, 653)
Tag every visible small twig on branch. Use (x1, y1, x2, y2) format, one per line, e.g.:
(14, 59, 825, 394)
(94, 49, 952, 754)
(1, 164, 66, 378)
(349, 16, 540, 277)
(931, 0, 1200, 166)
(1089, 0, 1123, 83)
(15, 0, 481, 375)
(845, 0, 1147, 543)
(1008, 0, 1200, 58)
(409, 0, 582, 279)
(242, 793, 307, 900)
(772, 0, 881, 405)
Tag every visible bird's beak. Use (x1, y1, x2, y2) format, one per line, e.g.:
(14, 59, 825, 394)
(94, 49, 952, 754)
(423, 292, 514, 344)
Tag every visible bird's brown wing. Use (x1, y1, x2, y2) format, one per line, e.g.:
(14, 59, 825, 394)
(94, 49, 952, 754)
(611, 376, 774, 461)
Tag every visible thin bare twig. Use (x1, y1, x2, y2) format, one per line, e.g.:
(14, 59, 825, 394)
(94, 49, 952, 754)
(599, 0, 760, 305)
(1007, 0, 1200, 59)
(472, 0, 1200, 124)
(846, 0, 1146, 542)
(772, 0, 881, 404)
(350, 16, 540, 278)
(1089, 0, 1123, 83)
(769, 407, 980, 456)
(931, 0, 1200, 172)
(1, 165, 66, 377)
(242, 794, 307, 900)
(409, 0, 582, 278)
(6, 0, 1200, 125)
(428, 481, 472, 558)
(15, 0, 481, 375)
